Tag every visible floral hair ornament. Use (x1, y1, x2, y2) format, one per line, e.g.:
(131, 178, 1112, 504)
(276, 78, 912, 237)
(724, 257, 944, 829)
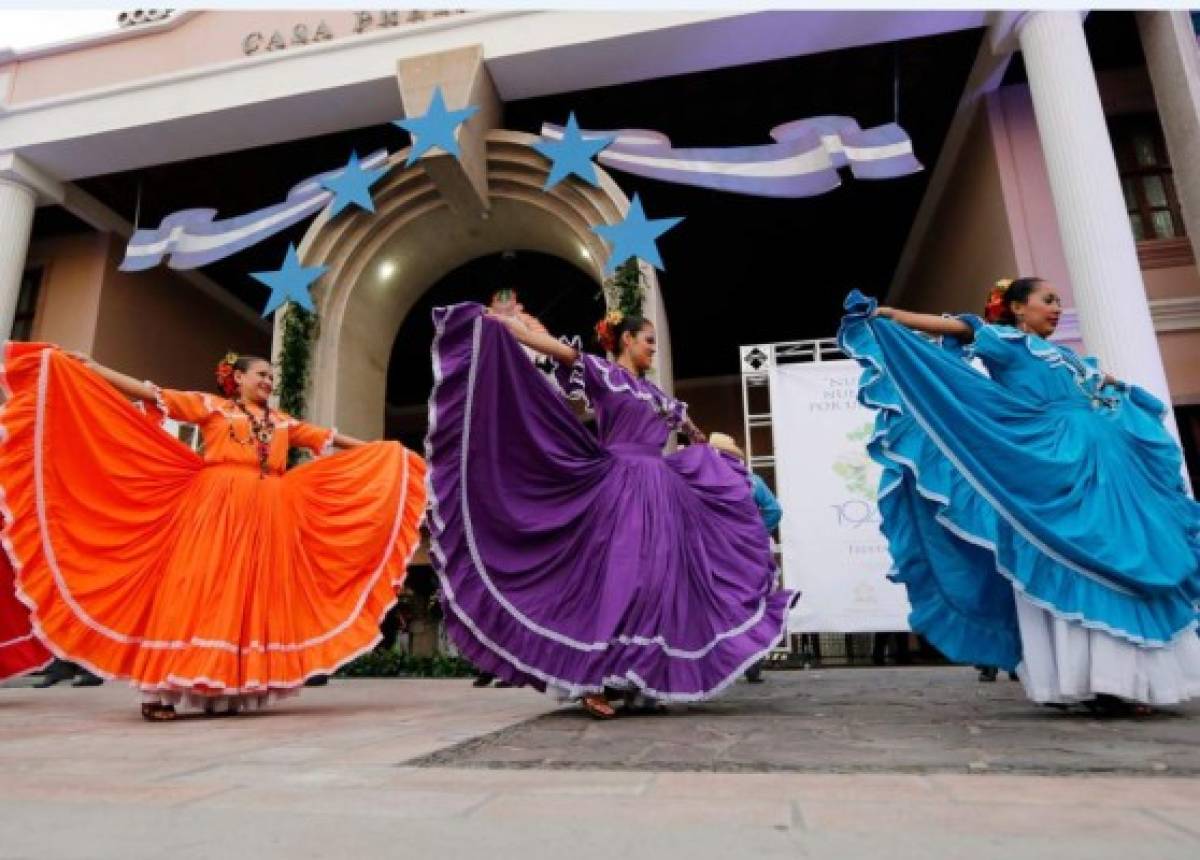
(984, 278, 1013, 324)
(215, 351, 240, 397)
(595, 309, 625, 354)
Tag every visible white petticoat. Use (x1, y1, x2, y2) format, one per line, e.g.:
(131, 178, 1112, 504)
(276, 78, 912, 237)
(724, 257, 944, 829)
(1014, 590, 1200, 705)
(142, 688, 300, 713)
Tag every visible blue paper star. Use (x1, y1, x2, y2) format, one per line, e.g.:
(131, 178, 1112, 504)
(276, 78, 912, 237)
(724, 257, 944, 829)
(532, 113, 614, 190)
(591, 194, 684, 275)
(251, 244, 328, 317)
(392, 87, 479, 166)
(320, 151, 387, 218)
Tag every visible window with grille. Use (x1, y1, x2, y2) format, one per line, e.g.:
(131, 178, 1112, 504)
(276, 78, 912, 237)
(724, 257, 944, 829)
(10, 267, 43, 342)
(1109, 114, 1186, 243)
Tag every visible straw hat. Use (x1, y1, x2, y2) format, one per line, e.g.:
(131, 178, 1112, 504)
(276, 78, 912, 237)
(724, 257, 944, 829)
(708, 432, 746, 462)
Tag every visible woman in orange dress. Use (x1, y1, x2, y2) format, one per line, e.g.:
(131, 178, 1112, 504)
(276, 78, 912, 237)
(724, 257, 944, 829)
(0, 344, 425, 720)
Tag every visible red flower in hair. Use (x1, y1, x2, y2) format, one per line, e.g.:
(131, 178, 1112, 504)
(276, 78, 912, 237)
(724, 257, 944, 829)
(594, 310, 623, 354)
(594, 321, 614, 353)
(983, 279, 1012, 324)
(215, 351, 239, 397)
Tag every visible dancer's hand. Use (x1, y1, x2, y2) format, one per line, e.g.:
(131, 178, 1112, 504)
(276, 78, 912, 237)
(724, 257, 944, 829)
(873, 306, 894, 319)
(66, 351, 93, 366)
(488, 293, 519, 320)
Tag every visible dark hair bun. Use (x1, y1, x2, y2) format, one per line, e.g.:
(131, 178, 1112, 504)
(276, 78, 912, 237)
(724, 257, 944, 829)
(983, 277, 1043, 325)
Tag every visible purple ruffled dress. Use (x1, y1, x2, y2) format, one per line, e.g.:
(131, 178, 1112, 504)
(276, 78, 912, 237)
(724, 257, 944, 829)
(427, 303, 797, 701)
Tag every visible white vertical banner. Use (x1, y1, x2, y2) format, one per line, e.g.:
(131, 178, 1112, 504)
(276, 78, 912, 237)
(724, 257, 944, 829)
(770, 360, 910, 632)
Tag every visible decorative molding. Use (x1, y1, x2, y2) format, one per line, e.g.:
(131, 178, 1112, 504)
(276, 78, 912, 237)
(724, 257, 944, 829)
(0, 151, 64, 205)
(1150, 296, 1200, 332)
(1137, 237, 1196, 269)
(986, 11, 1033, 55)
(7, 12, 201, 62)
(117, 10, 175, 30)
(1, 11, 511, 117)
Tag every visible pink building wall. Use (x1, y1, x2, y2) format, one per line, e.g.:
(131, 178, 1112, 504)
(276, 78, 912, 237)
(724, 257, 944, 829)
(26, 232, 109, 352)
(91, 236, 271, 392)
(988, 86, 1077, 310)
(903, 79, 1199, 402)
(26, 231, 270, 392)
(900, 105, 1020, 316)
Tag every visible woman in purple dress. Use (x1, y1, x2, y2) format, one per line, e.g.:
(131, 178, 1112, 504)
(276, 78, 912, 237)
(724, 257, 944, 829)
(427, 302, 798, 718)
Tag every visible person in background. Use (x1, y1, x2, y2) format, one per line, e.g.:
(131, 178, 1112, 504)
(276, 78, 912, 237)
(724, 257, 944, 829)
(872, 633, 912, 667)
(708, 433, 783, 683)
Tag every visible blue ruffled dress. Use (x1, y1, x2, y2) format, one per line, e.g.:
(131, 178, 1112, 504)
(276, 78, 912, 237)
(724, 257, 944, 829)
(839, 290, 1200, 704)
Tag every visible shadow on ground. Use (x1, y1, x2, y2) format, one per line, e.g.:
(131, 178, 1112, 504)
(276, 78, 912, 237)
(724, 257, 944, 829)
(410, 666, 1200, 775)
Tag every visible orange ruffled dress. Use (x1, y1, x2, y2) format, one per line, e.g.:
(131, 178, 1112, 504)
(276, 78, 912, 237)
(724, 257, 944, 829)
(0, 343, 425, 706)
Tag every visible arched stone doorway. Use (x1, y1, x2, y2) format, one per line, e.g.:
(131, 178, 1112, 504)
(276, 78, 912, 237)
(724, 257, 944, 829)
(278, 130, 672, 440)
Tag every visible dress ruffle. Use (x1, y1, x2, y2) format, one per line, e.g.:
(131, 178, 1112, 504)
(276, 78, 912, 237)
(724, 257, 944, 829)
(0, 343, 426, 697)
(838, 291, 1200, 672)
(427, 303, 796, 702)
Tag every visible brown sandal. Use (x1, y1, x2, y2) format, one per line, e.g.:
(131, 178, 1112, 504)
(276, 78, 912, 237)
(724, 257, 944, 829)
(140, 703, 177, 722)
(581, 694, 617, 720)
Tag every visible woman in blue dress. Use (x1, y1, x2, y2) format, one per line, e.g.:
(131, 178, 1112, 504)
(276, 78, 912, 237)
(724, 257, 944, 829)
(839, 277, 1200, 710)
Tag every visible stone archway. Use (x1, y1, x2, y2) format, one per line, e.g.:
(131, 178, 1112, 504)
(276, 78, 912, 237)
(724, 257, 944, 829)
(278, 129, 672, 439)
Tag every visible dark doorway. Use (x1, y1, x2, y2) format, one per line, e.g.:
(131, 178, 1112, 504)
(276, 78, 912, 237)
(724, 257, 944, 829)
(384, 250, 602, 447)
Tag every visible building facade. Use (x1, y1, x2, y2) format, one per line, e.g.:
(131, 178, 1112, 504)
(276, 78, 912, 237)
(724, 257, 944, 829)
(1, 10, 1198, 481)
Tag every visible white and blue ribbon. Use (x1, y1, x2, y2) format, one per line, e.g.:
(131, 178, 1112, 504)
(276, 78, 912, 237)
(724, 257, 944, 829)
(119, 150, 391, 272)
(540, 116, 922, 198)
(120, 116, 920, 272)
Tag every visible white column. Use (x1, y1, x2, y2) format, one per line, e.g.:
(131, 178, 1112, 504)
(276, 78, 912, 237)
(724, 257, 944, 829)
(0, 177, 36, 344)
(1018, 12, 1173, 409)
(1137, 11, 1200, 265)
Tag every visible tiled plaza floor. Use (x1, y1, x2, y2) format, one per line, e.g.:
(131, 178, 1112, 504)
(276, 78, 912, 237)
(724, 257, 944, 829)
(1, 669, 1198, 859)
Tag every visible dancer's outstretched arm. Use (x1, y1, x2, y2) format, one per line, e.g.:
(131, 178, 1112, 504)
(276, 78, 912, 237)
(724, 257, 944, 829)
(330, 432, 366, 449)
(487, 311, 579, 365)
(874, 307, 974, 340)
(67, 353, 159, 402)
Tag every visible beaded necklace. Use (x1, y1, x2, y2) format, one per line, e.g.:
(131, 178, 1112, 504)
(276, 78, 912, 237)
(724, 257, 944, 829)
(229, 399, 276, 476)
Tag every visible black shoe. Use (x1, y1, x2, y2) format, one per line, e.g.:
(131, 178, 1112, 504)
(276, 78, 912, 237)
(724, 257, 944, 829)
(472, 673, 496, 688)
(71, 673, 103, 687)
(977, 667, 998, 682)
(33, 661, 75, 688)
(304, 675, 329, 687)
(1007, 671, 1019, 681)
